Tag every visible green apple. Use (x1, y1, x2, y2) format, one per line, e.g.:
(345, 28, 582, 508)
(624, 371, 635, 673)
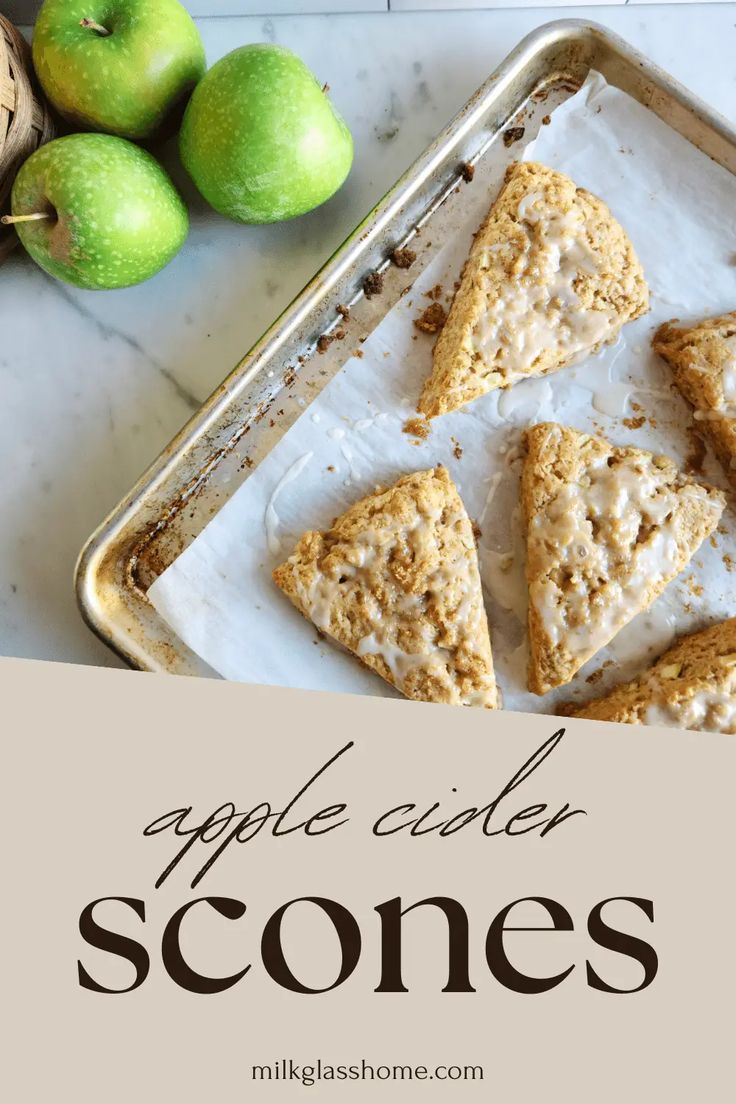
(6, 133, 188, 290)
(179, 44, 353, 224)
(32, 0, 206, 140)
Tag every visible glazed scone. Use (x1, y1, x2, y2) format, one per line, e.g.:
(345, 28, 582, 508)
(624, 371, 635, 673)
(563, 618, 736, 733)
(653, 311, 736, 488)
(273, 466, 499, 708)
(522, 423, 726, 695)
(418, 162, 648, 419)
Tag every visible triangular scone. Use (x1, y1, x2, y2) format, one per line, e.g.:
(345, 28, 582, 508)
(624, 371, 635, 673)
(417, 161, 648, 419)
(522, 423, 725, 695)
(653, 312, 736, 488)
(273, 466, 499, 708)
(563, 618, 736, 733)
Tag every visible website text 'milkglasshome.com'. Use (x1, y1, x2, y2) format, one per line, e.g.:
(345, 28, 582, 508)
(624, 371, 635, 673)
(251, 1058, 484, 1087)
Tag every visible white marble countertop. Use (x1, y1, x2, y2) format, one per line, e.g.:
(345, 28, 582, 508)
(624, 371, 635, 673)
(2, 5, 735, 668)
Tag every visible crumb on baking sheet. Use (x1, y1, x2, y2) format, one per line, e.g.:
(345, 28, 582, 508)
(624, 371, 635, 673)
(686, 575, 704, 597)
(503, 126, 525, 148)
(586, 659, 613, 685)
(414, 302, 447, 334)
(316, 334, 333, 354)
(327, 465, 336, 473)
(364, 271, 384, 298)
(471, 520, 482, 544)
(337, 303, 350, 318)
(461, 161, 475, 182)
(451, 436, 463, 460)
(542, 114, 551, 126)
(684, 428, 708, 475)
(623, 415, 646, 430)
(724, 554, 734, 573)
(354, 349, 364, 358)
(424, 283, 443, 300)
(402, 416, 430, 440)
(391, 247, 416, 269)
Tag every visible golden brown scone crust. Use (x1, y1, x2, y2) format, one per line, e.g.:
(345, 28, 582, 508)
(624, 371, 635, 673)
(563, 618, 736, 733)
(653, 312, 736, 488)
(273, 466, 499, 708)
(418, 161, 649, 419)
(521, 423, 726, 696)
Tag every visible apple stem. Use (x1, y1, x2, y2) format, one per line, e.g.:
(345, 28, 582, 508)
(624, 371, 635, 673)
(1, 212, 52, 225)
(80, 17, 110, 36)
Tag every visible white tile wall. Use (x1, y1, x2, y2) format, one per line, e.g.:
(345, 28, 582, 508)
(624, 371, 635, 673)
(5, 1, 385, 19)
(6, 0, 734, 26)
(392, 0, 622, 9)
(182, 1, 386, 12)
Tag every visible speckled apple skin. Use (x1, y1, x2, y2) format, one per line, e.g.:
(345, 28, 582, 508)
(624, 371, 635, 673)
(179, 44, 354, 224)
(32, 0, 206, 139)
(11, 134, 189, 290)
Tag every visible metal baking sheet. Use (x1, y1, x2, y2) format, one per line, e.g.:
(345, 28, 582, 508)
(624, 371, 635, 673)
(76, 18, 736, 676)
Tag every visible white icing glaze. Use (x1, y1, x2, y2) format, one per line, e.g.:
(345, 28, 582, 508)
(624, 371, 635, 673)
(290, 499, 495, 706)
(357, 630, 452, 685)
(497, 378, 554, 421)
(592, 383, 633, 418)
(608, 604, 678, 667)
(340, 442, 361, 483)
(264, 452, 314, 557)
(721, 334, 736, 403)
(694, 406, 736, 421)
(644, 682, 736, 734)
(468, 192, 617, 381)
(480, 548, 528, 623)
(529, 449, 720, 660)
(353, 412, 391, 432)
(503, 640, 530, 690)
(692, 334, 736, 420)
(478, 471, 503, 527)
(479, 503, 527, 624)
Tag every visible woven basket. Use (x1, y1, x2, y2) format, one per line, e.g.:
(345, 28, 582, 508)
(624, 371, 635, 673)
(0, 13, 55, 263)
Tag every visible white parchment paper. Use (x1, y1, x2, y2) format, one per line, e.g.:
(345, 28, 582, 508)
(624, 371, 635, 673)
(150, 72, 736, 713)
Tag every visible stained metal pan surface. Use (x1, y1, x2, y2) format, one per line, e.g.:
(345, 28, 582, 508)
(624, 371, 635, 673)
(75, 19, 736, 675)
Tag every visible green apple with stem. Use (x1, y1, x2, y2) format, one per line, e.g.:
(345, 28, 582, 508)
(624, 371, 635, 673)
(179, 44, 353, 224)
(32, 0, 206, 140)
(3, 133, 189, 290)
